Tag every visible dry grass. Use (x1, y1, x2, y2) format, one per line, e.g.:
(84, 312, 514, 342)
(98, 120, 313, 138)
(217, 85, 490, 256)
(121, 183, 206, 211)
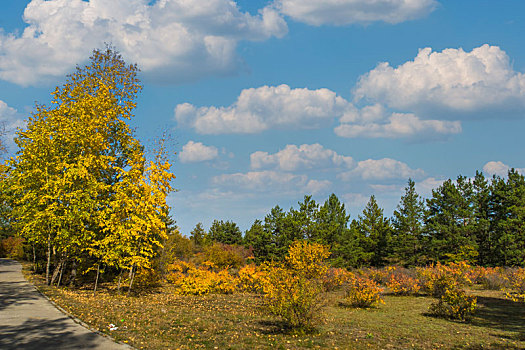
(25, 269, 525, 349)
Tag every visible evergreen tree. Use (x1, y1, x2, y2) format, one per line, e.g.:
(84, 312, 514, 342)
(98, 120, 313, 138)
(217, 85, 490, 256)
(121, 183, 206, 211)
(425, 177, 478, 263)
(244, 219, 278, 262)
(355, 196, 391, 266)
(489, 169, 525, 266)
(472, 171, 492, 265)
(190, 222, 207, 247)
(391, 179, 426, 266)
(316, 193, 350, 247)
(208, 219, 243, 245)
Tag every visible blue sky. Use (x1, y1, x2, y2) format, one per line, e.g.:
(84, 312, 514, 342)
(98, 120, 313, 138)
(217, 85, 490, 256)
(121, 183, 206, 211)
(1, 0, 525, 235)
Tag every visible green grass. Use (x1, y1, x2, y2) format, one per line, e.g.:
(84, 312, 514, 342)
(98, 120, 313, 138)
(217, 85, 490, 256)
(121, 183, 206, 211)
(25, 270, 525, 349)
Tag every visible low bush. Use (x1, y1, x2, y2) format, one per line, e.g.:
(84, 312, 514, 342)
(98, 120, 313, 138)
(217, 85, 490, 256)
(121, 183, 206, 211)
(237, 264, 268, 293)
(262, 264, 325, 331)
(260, 240, 330, 331)
(344, 276, 384, 308)
(386, 272, 420, 295)
(429, 287, 477, 321)
(0, 236, 25, 259)
(322, 267, 355, 292)
(166, 260, 236, 295)
(506, 268, 525, 302)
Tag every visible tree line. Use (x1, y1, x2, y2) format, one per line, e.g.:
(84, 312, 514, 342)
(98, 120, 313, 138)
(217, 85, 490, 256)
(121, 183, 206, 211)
(191, 171, 525, 267)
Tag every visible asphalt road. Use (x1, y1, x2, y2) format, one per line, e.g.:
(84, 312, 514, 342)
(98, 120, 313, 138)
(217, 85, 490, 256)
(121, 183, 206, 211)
(0, 258, 131, 350)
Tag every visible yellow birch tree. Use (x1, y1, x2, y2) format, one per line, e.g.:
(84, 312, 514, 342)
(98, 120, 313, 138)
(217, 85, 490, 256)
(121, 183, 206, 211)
(8, 47, 175, 287)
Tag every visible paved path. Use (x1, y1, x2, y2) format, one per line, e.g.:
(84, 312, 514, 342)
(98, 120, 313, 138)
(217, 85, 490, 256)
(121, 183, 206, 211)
(0, 259, 131, 350)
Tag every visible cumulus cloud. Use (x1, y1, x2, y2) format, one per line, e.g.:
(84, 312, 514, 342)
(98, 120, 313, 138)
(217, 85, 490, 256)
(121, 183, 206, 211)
(415, 177, 445, 197)
(335, 104, 461, 139)
(355, 44, 525, 115)
(212, 170, 332, 195)
(213, 170, 306, 192)
(274, 0, 437, 26)
(179, 141, 219, 163)
(250, 143, 354, 171)
(339, 158, 425, 181)
(0, 100, 25, 150)
(483, 161, 525, 177)
(175, 84, 347, 134)
(0, 0, 287, 86)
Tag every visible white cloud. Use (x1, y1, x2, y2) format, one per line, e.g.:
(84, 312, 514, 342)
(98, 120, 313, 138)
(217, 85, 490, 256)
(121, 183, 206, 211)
(341, 192, 370, 208)
(339, 158, 425, 181)
(416, 177, 445, 197)
(212, 170, 308, 192)
(0, 0, 287, 86)
(483, 161, 525, 177)
(305, 179, 332, 194)
(250, 143, 354, 171)
(175, 84, 348, 134)
(179, 141, 218, 163)
(0, 100, 25, 150)
(274, 0, 437, 26)
(354, 45, 525, 115)
(335, 104, 461, 139)
(212, 170, 332, 195)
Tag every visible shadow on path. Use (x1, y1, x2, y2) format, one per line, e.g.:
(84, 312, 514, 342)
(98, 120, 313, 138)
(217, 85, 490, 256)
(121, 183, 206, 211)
(0, 316, 103, 350)
(0, 280, 40, 311)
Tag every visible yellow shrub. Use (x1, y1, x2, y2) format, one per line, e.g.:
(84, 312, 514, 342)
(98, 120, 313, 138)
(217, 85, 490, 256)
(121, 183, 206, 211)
(260, 241, 330, 331)
(0, 236, 25, 259)
(167, 259, 236, 295)
(429, 287, 477, 321)
(506, 268, 525, 302)
(386, 273, 420, 295)
(262, 264, 324, 331)
(345, 276, 384, 308)
(285, 240, 330, 279)
(237, 264, 268, 293)
(322, 268, 355, 292)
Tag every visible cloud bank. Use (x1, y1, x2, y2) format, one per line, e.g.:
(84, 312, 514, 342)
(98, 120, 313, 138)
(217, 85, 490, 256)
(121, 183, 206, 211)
(0, 0, 287, 86)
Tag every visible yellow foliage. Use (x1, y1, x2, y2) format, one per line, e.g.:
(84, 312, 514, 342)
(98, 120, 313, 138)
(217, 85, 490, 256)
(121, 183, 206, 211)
(285, 240, 330, 279)
(237, 264, 268, 293)
(429, 287, 477, 321)
(167, 260, 236, 295)
(262, 263, 324, 330)
(345, 276, 384, 308)
(260, 241, 330, 330)
(322, 268, 355, 292)
(506, 268, 525, 302)
(386, 273, 420, 296)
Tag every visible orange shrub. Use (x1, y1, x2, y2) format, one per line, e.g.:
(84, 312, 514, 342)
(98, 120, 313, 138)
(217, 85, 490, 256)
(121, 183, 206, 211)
(386, 273, 420, 295)
(429, 287, 477, 321)
(237, 264, 268, 293)
(322, 268, 355, 292)
(345, 276, 384, 308)
(506, 268, 525, 302)
(167, 259, 236, 295)
(201, 243, 251, 269)
(0, 236, 25, 259)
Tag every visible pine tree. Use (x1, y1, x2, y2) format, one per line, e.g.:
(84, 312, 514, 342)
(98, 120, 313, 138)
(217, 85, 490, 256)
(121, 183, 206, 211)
(208, 220, 243, 245)
(425, 177, 478, 263)
(391, 179, 426, 266)
(355, 196, 391, 266)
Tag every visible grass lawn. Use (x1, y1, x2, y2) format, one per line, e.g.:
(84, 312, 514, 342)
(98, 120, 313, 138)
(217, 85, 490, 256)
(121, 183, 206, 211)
(25, 270, 525, 349)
